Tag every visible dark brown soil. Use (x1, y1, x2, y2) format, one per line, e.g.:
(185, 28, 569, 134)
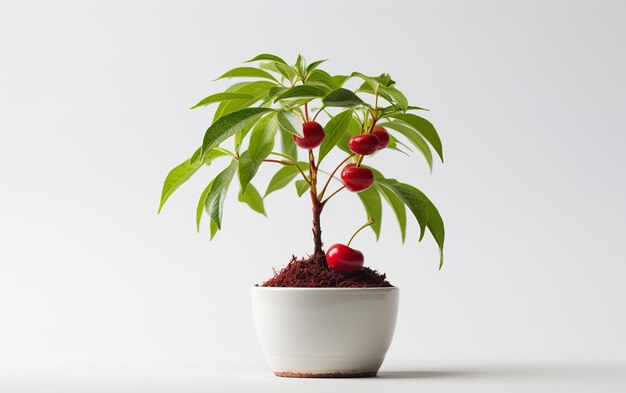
(261, 255, 392, 288)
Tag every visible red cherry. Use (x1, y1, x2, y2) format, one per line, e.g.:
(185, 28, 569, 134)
(372, 127, 390, 149)
(293, 121, 325, 149)
(326, 243, 364, 274)
(341, 163, 374, 192)
(349, 134, 379, 155)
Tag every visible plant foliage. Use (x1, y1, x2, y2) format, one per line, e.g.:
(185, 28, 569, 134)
(159, 54, 446, 268)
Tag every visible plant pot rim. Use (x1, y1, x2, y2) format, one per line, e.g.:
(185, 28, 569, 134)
(252, 286, 398, 291)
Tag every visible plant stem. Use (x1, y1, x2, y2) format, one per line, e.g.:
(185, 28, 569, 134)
(263, 159, 290, 165)
(346, 218, 375, 247)
(318, 154, 354, 200)
(308, 149, 325, 267)
(312, 106, 326, 122)
(304, 103, 309, 122)
(321, 185, 345, 205)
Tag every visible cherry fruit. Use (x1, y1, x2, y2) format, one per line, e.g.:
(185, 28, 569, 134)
(341, 163, 375, 192)
(372, 127, 390, 150)
(293, 121, 325, 149)
(326, 243, 364, 274)
(349, 134, 380, 155)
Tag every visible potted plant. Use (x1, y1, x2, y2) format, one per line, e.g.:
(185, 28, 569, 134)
(159, 54, 445, 377)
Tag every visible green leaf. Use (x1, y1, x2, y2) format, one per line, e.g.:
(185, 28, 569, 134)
(356, 186, 382, 240)
(322, 88, 367, 107)
(280, 129, 298, 161)
(295, 180, 310, 197)
(379, 121, 433, 170)
(238, 183, 266, 216)
(337, 117, 361, 154)
(238, 114, 278, 191)
(306, 69, 338, 90)
(375, 178, 428, 242)
(196, 179, 214, 232)
(318, 108, 354, 163)
(273, 85, 326, 102)
(375, 184, 407, 243)
(216, 67, 278, 83)
(306, 59, 328, 73)
(190, 92, 254, 109)
(234, 121, 255, 153)
(390, 114, 443, 162)
(276, 110, 303, 137)
(209, 218, 219, 240)
(380, 85, 408, 111)
(245, 53, 287, 65)
(351, 72, 379, 91)
(202, 107, 274, 156)
(264, 162, 309, 197)
(204, 159, 238, 229)
(295, 54, 307, 78)
(273, 62, 298, 83)
(332, 75, 350, 87)
(213, 81, 276, 122)
(378, 178, 445, 268)
(159, 148, 230, 213)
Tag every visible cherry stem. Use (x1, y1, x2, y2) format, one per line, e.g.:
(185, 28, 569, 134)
(312, 106, 326, 122)
(320, 184, 345, 205)
(346, 218, 375, 247)
(318, 154, 354, 200)
(264, 159, 310, 184)
(304, 103, 310, 122)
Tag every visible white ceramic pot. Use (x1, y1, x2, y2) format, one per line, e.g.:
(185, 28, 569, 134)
(251, 287, 399, 377)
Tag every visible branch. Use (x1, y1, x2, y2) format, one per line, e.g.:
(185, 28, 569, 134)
(321, 185, 346, 205)
(318, 154, 354, 200)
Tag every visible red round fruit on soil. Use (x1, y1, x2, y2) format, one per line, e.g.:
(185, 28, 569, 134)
(348, 134, 380, 155)
(372, 127, 390, 149)
(341, 163, 375, 192)
(293, 121, 325, 149)
(326, 243, 364, 274)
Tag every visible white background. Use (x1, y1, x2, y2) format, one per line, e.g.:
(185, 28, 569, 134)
(1, 0, 625, 391)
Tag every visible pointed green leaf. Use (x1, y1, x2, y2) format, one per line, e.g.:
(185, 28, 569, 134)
(337, 117, 361, 154)
(332, 75, 349, 87)
(245, 53, 287, 65)
(273, 62, 298, 83)
(273, 85, 326, 102)
(213, 81, 276, 122)
(295, 54, 307, 78)
(375, 184, 407, 243)
(356, 186, 382, 240)
(202, 107, 274, 156)
(264, 162, 309, 197)
(280, 129, 298, 161)
(238, 183, 266, 216)
(216, 67, 278, 83)
(380, 85, 408, 111)
(379, 121, 433, 170)
(276, 110, 303, 137)
(190, 92, 254, 109)
(375, 178, 428, 241)
(196, 179, 214, 231)
(322, 88, 367, 107)
(238, 114, 278, 191)
(318, 108, 354, 163)
(306, 59, 328, 73)
(390, 114, 443, 162)
(306, 69, 337, 89)
(295, 180, 310, 197)
(209, 218, 219, 239)
(204, 160, 238, 229)
(159, 148, 230, 213)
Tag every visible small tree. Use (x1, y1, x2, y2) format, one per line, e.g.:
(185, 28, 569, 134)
(159, 54, 445, 271)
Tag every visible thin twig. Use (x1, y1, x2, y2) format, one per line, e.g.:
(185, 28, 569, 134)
(318, 154, 354, 200)
(321, 185, 346, 205)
